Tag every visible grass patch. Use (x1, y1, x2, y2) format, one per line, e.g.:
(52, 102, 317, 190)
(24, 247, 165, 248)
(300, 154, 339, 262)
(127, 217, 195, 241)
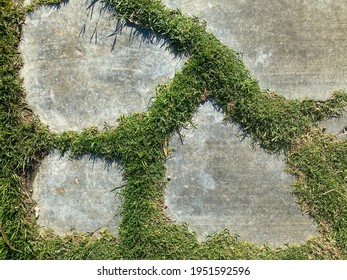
(288, 130, 347, 251)
(0, 0, 54, 259)
(1, 0, 347, 259)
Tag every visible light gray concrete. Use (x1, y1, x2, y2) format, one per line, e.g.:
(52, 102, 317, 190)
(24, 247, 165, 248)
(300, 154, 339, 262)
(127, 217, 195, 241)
(165, 102, 317, 246)
(163, 0, 347, 100)
(32, 153, 123, 235)
(20, 0, 184, 132)
(321, 113, 347, 140)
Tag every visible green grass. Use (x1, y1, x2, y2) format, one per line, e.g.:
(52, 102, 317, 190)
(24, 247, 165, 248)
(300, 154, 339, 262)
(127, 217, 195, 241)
(1, 0, 347, 259)
(1, 0, 51, 259)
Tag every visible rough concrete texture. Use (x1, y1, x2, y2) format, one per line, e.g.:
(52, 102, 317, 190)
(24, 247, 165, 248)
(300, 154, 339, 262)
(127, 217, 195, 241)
(165, 102, 317, 246)
(20, 0, 183, 132)
(321, 114, 347, 140)
(163, 0, 347, 100)
(32, 153, 123, 235)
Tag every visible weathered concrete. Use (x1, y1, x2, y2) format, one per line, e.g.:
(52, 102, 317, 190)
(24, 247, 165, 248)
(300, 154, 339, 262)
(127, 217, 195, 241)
(20, 0, 184, 132)
(32, 153, 123, 235)
(321, 113, 347, 140)
(165, 102, 317, 246)
(163, 0, 347, 100)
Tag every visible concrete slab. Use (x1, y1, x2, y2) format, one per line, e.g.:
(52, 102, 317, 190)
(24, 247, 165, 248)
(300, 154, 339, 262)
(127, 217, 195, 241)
(163, 0, 347, 100)
(321, 113, 347, 140)
(20, 0, 184, 132)
(32, 153, 123, 235)
(165, 102, 317, 246)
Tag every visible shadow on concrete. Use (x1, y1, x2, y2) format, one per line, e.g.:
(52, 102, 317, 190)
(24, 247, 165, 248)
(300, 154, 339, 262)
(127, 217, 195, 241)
(57, 151, 126, 192)
(85, 0, 185, 59)
(203, 98, 249, 143)
(30, 0, 71, 11)
(63, 152, 123, 170)
(54, 150, 124, 182)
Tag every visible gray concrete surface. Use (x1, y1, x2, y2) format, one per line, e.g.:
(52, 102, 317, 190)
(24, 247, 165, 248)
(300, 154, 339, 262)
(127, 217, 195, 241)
(163, 0, 347, 100)
(20, 0, 184, 132)
(32, 153, 123, 235)
(165, 102, 317, 246)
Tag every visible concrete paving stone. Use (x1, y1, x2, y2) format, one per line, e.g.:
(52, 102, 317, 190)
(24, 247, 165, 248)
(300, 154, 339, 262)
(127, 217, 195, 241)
(320, 113, 347, 140)
(32, 153, 123, 235)
(165, 102, 317, 247)
(163, 0, 347, 100)
(20, 0, 184, 132)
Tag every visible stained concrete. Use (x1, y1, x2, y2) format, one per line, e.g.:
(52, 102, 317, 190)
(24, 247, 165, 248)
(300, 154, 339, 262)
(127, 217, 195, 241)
(20, 0, 184, 132)
(165, 102, 317, 246)
(163, 0, 347, 100)
(32, 153, 123, 234)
